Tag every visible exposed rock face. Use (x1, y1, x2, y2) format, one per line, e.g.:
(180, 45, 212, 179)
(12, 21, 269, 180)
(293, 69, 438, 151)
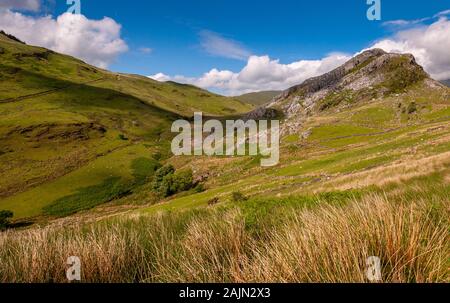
(252, 49, 431, 135)
(244, 107, 279, 121)
(278, 49, 387, 100)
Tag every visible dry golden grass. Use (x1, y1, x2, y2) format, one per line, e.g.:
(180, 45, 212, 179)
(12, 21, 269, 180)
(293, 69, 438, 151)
(242, 194, 449, 282)
(0, 192, 448, 283)
(316, 151, 450, 191)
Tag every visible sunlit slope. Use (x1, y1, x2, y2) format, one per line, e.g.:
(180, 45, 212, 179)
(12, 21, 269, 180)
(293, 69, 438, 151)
(135, 65, 450, 215)
(0, 32, 251, 218)
(0, 32, 252, 116)
(236, 90, 281, 106)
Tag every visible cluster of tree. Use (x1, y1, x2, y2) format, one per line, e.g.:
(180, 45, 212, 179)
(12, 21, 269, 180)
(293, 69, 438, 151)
(152, 165, 194, 198)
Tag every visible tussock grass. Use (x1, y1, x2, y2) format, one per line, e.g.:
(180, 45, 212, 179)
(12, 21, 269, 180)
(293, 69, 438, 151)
(0, 190, 448, 283)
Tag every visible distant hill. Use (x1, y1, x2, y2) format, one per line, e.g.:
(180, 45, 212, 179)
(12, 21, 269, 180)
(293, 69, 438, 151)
(0, 30, 252, 218)
(0, 31, 252, 117)
(235, 90, 281, 106)
(441, 79, 450, 87)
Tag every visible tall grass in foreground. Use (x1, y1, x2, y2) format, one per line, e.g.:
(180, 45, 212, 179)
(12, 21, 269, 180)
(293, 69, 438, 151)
(0, 193, 448, 283)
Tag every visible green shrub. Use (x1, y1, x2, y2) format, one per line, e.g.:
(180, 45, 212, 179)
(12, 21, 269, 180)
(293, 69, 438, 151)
(118, 134, 128, 141)
(152, 165, 194, 198)
(153, 165, 175, 184)
(408, 102, 417, 114)
(208, 197, 220, 206)
(0, 210, 13, 230)
(231, 191, 248, 202)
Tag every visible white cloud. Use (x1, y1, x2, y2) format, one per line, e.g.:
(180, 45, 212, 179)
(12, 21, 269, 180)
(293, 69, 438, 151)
(0, 0, 40, 11)
(0, 10, 128, 68)
(370, 17, 450, 80)
(383, 18, 429, 28)
(151, 14, 450, 95)
(150, 53, 351, 96)
(434, 10, 450, 18)
(199, 30, 251, 60)
(382, 9, 450, 29)
(151, 72, 171, 82)
(138, 47, 153, 54)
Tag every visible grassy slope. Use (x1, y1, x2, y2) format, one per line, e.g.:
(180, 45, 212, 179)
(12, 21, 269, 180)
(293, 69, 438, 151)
(134, 80, 450, 214)
(0, 33, 252, 116)
(235, 90, 281, 106)
(0, 33, 251, 218)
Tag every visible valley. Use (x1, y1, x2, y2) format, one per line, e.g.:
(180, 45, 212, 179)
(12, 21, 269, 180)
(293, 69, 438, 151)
(0, 31, 448, 283)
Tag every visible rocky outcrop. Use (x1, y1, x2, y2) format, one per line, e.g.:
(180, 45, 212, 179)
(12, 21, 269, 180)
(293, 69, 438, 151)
(259, 49, 430, 134)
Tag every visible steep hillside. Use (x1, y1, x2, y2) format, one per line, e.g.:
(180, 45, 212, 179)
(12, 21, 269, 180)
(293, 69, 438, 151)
(0, 31, 251, 219)
(134, 50, 449, 217)
(0, 32, 252, 116)
(236, 90, 281, 106)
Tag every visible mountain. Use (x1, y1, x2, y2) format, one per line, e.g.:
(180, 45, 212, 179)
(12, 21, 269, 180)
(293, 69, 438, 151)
(0, 32, 252, 117)
(254, 49, 447, 134)
(0, 31, 252, 218)
(235, 90, 281, 106)
(441, 79, 450, 87)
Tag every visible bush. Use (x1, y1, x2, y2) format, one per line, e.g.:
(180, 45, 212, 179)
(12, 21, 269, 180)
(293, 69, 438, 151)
(118, 134, 128, 141)
(0, 210, 13, 230)
(231, 191, 248, 202)
(152, 166, 194, 198)
(407, 102, 417, 114)
(208, 197, 220, 206)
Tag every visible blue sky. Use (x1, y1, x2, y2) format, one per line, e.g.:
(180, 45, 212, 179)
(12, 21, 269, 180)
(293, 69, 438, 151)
(1, 0, 449, 94)
(50, 0, 448, 74)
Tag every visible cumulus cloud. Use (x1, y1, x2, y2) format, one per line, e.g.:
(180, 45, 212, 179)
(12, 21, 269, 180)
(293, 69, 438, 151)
(383, 18, 428, 28)
(151, 14, 450, 95)
(199, 30, 251, 60)
(0, 10, 128, 68)
(150, 53, 351, 96)
(0, 0, 40, 11)
(382, 9, 450, 29)
(370, 17, 450, 80)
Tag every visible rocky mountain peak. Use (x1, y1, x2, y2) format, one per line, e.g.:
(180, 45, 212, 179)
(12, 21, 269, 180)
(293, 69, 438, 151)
(244, 49, 434, 135)
(266, 50, 429, 127)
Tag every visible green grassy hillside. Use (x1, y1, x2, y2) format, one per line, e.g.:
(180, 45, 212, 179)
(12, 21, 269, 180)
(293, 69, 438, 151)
(0, 32, 252, 219)
(0, 33, 252, 117)
(235, 90, 281, 106)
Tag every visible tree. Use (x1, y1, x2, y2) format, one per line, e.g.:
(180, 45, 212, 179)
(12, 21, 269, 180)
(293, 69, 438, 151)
(152, 166, 194, 198)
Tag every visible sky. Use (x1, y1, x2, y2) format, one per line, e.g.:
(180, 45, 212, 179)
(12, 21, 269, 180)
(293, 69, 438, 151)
(0, 0, 449, 95)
